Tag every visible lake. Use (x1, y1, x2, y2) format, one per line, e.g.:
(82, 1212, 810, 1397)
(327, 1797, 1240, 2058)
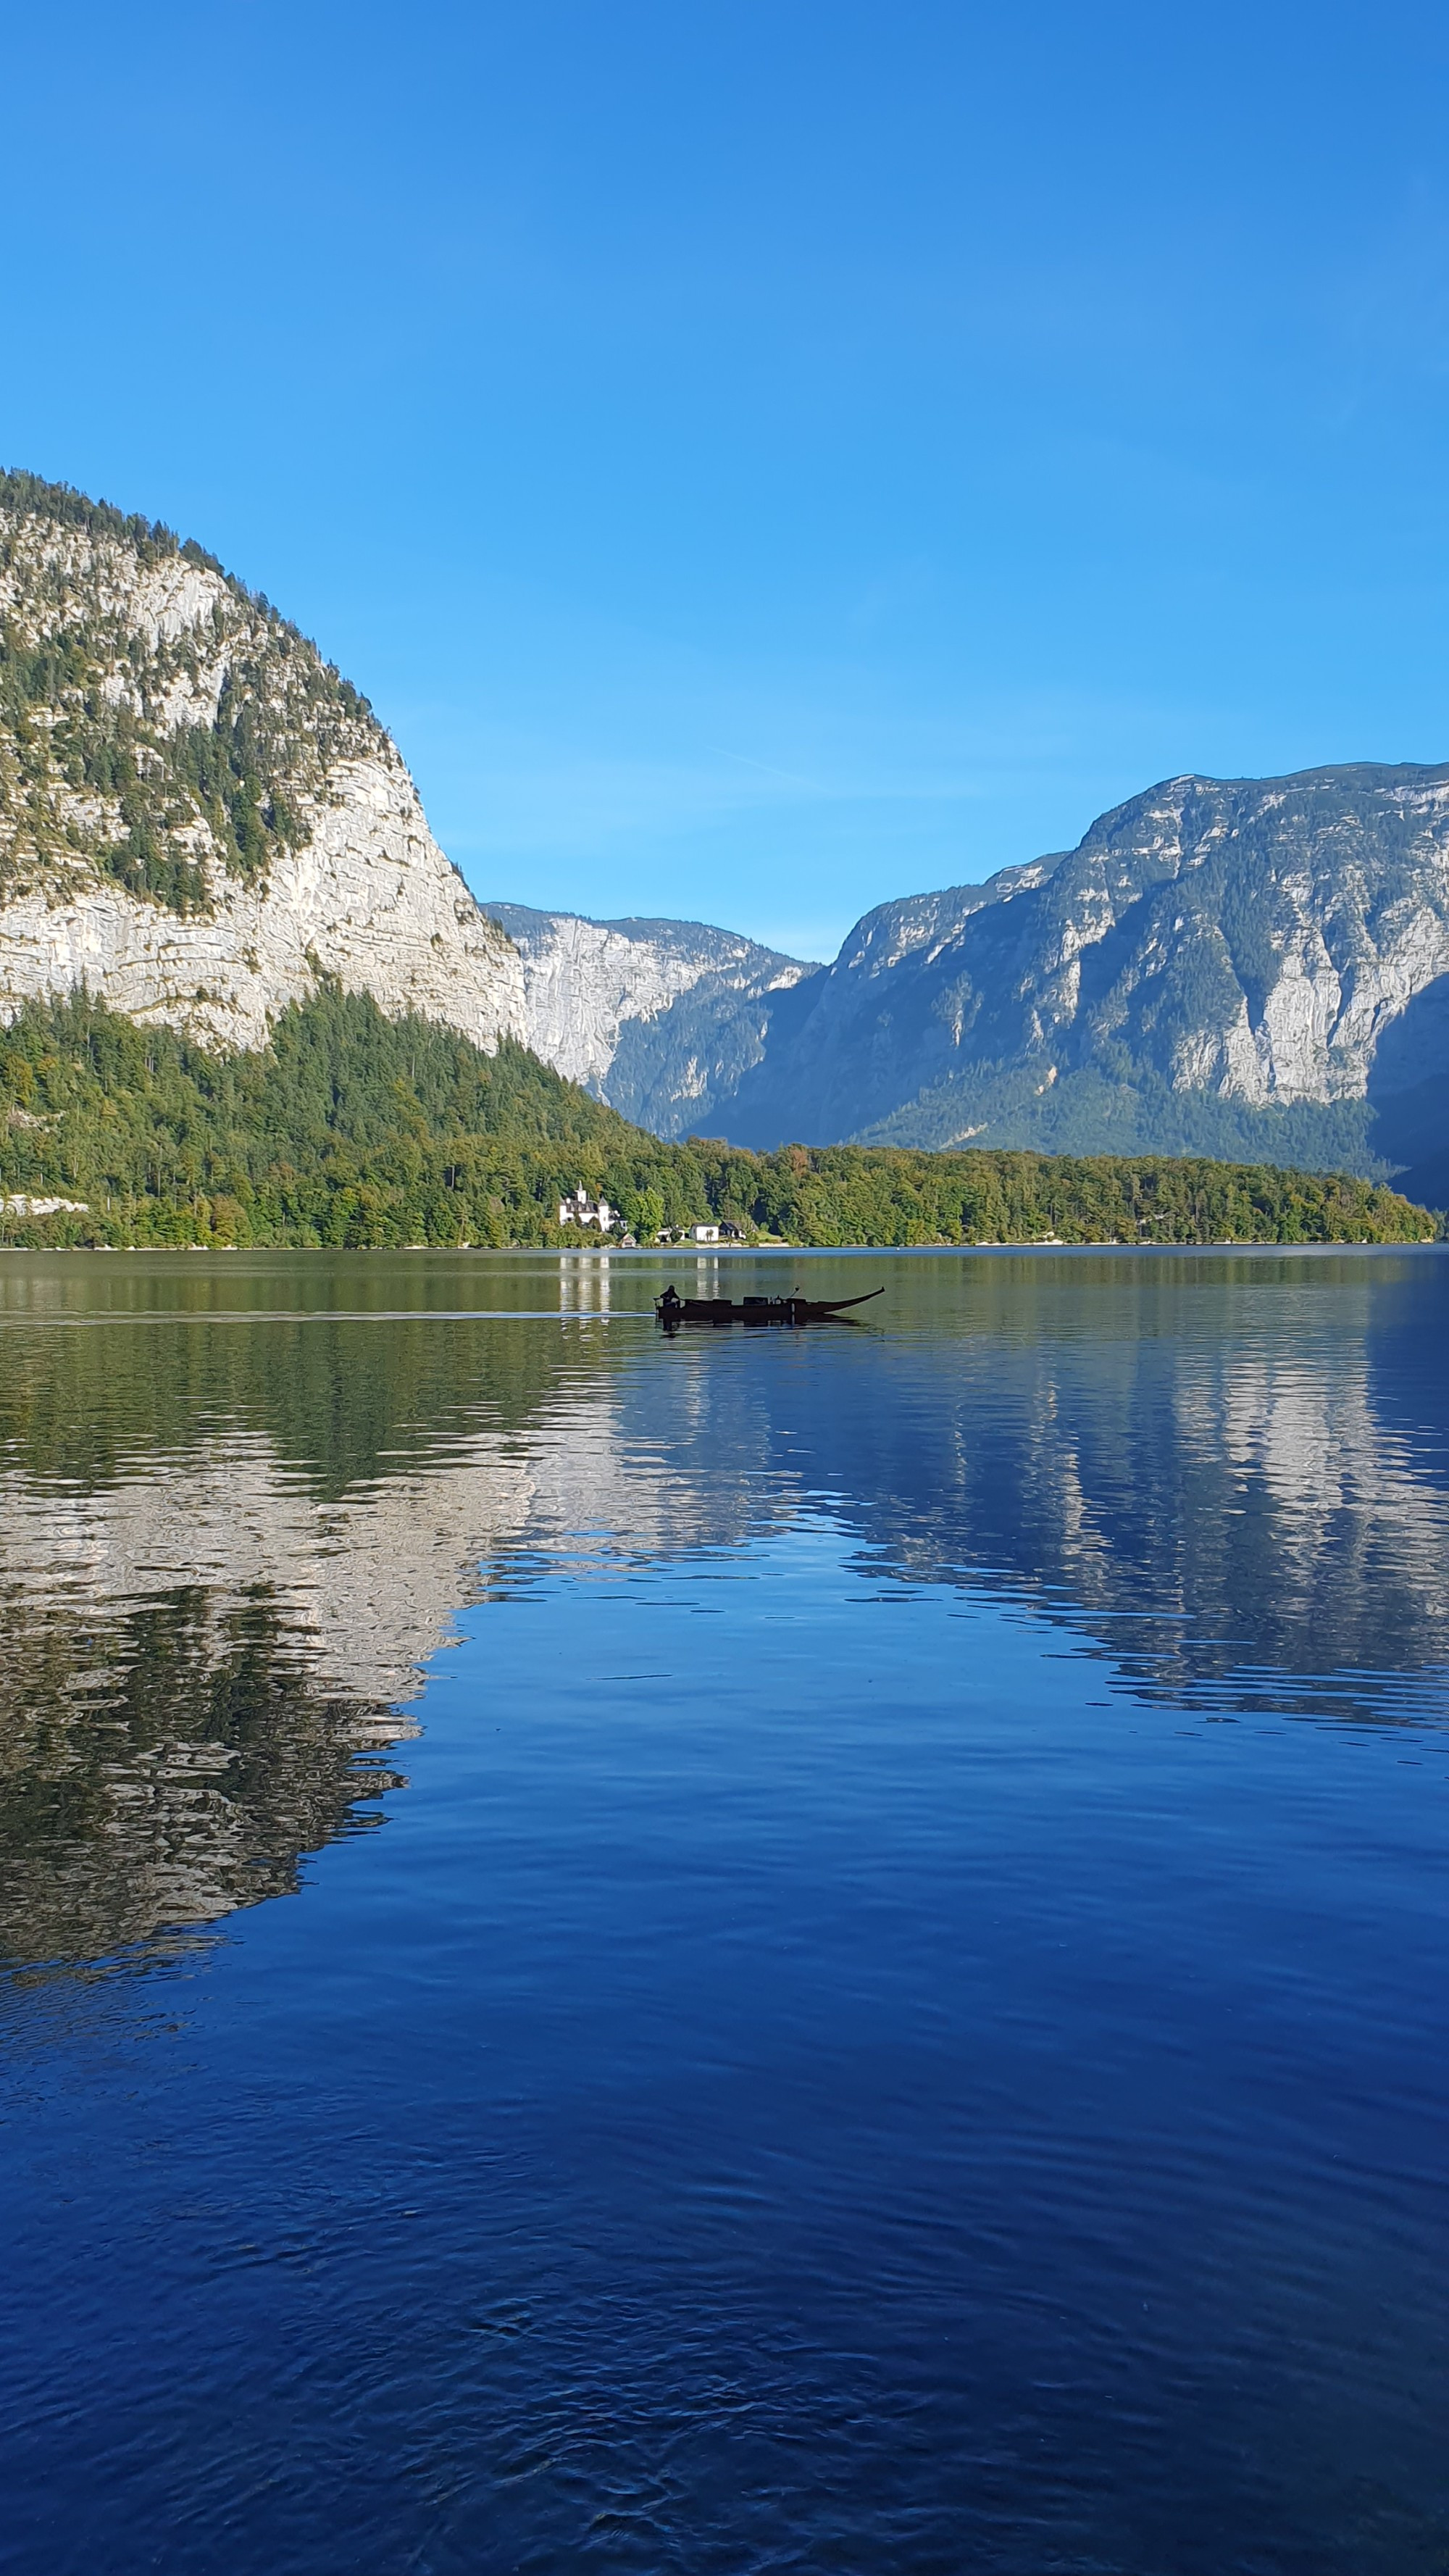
(3, 1246, 1447, 2573)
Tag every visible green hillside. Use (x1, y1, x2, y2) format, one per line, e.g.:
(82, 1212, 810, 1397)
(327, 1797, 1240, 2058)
(0, 991, 1430, 1249)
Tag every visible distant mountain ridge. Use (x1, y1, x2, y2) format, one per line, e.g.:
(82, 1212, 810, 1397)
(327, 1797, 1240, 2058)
(480, 901, 817, 1140)
(490, 765, 1449, 1194)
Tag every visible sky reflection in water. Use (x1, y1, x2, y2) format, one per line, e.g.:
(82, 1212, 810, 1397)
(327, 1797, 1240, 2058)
(2, 1249, 1448, 2572)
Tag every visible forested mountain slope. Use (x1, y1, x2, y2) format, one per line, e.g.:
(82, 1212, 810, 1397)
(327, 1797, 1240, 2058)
(0, 990, 1427, 1249)
(0, 470, 523, 1053)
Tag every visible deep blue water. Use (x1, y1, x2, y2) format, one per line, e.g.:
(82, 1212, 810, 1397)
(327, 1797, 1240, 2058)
(2, 1249, 1447, 2572)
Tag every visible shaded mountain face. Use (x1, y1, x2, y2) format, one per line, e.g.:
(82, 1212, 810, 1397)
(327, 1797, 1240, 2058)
(709, 764, 1449, 1176)
(480, 902, 819, 1139)
(0, 471, 524, 1054)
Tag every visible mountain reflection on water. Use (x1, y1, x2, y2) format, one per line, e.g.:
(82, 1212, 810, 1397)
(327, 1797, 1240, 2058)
(2, 1247, 1447, 1967)
(7, 1249, 1449, 2576)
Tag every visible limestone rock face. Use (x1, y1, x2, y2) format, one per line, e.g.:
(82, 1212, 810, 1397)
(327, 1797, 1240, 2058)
(0, 473, 525, 1054)
(0, 751, 526, 1054)
(717, 763, 1449, 1172)
(482, 901, 818, 1138)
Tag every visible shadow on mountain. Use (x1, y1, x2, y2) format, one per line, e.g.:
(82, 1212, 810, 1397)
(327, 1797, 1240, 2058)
(1367, 973, 1449, 1206)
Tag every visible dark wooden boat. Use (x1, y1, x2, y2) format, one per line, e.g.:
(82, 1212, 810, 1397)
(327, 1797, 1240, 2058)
(655, 1286, 883, 1328)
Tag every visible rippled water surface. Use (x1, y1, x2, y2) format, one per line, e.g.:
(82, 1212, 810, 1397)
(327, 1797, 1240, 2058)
(3, 1246, 1448, 2572)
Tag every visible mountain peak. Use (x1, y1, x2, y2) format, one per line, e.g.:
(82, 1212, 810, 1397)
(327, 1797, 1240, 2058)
(0, 470, 522, 1054)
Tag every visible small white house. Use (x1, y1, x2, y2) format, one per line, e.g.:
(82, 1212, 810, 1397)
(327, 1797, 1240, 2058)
(558, 1185, 618, 1232)
(688, 1222, 720, 1244)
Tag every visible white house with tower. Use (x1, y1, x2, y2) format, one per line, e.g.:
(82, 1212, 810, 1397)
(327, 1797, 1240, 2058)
(558, 1185, 619, 1232)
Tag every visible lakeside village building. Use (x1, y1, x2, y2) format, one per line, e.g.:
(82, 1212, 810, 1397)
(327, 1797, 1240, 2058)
(556, 1187, 726, 1246)
(558, 1186, 620, 1233)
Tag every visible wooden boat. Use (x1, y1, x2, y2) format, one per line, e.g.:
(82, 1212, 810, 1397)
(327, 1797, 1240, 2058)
(655, 1286, 883, 1328)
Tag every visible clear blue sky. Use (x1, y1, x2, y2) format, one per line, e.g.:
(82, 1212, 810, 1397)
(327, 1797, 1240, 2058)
(5, 1, 1449, 959)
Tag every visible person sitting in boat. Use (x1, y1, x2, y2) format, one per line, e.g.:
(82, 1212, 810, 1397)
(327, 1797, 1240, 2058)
(658, 1283, 682, 1321)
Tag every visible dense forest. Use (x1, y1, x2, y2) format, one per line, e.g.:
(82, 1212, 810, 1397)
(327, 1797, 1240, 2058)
(0, 991, 1430, 1249)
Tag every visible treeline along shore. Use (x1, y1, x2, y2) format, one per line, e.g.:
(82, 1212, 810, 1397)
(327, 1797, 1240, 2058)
(0, 990, 1432, 1250)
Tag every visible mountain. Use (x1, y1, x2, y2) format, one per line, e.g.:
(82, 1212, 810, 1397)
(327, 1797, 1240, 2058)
(0, 469, 523, 1053)
(493, 769, 1449, 1190)
(1, 470, 1437, 1221)
(714, 765, 1449, 1187)
(480, 901, 818, 1138)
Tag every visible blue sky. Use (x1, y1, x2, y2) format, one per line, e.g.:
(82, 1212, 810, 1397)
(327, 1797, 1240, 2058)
(5, 1, 1449, 959)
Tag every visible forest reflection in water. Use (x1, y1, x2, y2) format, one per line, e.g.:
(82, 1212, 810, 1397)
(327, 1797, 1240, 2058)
(1, 1245, 1448, 1969)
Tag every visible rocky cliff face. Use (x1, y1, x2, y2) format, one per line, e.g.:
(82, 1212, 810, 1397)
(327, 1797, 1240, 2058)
(0, 472, 525, 1054)
(482, 766, 1449, 1181)
(718, 764, 1449, 1181)
(482, 901, 817, 1138)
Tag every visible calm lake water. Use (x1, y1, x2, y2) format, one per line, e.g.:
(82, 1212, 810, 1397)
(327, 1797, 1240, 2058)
(3, 1246, 1448, 2573)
